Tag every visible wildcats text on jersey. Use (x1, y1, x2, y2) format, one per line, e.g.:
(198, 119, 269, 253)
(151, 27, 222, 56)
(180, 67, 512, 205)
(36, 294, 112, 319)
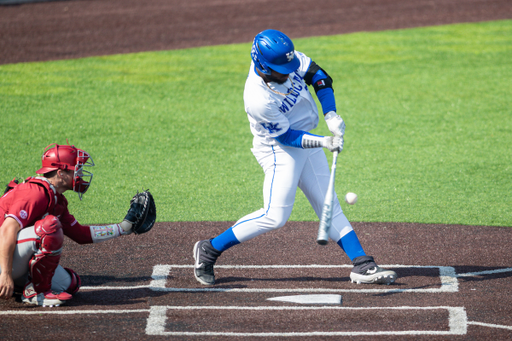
(278, 74, 305, 114)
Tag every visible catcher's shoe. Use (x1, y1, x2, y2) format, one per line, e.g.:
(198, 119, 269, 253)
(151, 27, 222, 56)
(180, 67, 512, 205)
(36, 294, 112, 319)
(22, 282, 72, 307)
(349, 256, 397, 285)
(193, 239, 222, 285)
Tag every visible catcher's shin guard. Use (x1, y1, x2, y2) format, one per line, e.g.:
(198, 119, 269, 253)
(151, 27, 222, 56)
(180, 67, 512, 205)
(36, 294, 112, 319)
(29, 215, 64, 294)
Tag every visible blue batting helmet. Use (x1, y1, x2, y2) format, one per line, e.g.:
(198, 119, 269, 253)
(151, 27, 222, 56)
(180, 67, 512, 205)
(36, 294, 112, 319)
(251, 29, 300, 75)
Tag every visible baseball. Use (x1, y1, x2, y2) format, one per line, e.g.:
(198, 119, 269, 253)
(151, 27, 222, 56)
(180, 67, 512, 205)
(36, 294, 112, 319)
(345, 192, 358, 205)
(120, 220, 133, 232)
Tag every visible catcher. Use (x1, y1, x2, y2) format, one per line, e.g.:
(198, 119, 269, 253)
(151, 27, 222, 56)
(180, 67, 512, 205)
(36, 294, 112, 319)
(0, 143, 156, 307)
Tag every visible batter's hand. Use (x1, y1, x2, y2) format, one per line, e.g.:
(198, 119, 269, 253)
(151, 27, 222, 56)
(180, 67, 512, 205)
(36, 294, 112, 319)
(325, 135, 344, 153)
(0, 272, 14, 300)
(325, 111, 345, 137)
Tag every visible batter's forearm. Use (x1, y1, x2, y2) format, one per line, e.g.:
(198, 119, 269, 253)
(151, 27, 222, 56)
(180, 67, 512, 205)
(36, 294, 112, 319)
(274, 128, 305, 147)
(275, 129, 339, 151)
(301, 133, 327, 148)
(302, 133, 343, 152)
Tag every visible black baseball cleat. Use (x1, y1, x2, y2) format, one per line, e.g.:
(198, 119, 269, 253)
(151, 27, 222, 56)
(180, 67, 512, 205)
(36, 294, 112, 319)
(193, 239, 222, 285)
(349, 256, 397, 285)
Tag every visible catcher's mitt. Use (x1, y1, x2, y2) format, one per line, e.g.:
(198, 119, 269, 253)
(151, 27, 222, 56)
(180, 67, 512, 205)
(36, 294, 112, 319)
(122, 190, 156, 235)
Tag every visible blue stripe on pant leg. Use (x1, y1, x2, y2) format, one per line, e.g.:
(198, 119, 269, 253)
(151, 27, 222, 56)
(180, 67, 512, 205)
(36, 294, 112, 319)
(265, 145, 277, 215)
(211, 146, 278, 252)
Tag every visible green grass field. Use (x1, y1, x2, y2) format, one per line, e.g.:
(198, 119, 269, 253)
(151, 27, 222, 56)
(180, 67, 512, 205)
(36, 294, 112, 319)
(0, 20, 510, 226)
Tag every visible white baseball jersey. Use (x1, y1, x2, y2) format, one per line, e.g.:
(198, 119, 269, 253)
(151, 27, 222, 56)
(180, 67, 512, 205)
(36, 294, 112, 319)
(229, 50, 355, 246)
(244, 51, 319, 147)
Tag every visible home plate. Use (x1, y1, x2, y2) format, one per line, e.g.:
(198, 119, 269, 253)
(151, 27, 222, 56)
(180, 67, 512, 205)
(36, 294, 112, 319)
(267, 294, 342, 305)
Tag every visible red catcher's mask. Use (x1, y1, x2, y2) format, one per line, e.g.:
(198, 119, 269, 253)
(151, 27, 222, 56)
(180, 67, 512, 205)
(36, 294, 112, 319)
(36, 144, 95, 200)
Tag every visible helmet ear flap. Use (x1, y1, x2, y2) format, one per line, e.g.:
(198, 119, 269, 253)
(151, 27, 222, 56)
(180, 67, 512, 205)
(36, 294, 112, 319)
(251, 42, 271, 75)
(256, 60, 271, 75)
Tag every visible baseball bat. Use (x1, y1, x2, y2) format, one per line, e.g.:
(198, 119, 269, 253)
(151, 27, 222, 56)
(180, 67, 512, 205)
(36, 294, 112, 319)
(316, 150, 339, 245)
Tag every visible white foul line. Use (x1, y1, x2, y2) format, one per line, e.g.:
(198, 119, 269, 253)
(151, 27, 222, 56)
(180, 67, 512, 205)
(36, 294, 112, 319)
(456, 267, 512, 277)
(467, 321, 512, 330)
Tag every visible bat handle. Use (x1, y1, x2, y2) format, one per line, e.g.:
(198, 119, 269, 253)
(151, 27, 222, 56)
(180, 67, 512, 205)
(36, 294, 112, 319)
(332, 150, 339, 167)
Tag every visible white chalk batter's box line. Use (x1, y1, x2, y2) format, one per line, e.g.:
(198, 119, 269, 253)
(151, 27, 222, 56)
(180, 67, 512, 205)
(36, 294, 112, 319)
(79, 265, 512, 293)
(146, 305, 469, 336)
(79, 264, 461, 293)
(148, 264, 458, 293)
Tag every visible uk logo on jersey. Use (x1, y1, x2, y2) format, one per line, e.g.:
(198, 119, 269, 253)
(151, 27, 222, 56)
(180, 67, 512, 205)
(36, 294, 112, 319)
(261, 122, 282, 134)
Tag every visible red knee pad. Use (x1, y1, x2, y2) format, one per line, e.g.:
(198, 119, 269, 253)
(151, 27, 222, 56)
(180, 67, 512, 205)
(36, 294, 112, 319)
(29, 215, 64, 293)
(64, 268, 81, 295)
(35, 215, 64, 255)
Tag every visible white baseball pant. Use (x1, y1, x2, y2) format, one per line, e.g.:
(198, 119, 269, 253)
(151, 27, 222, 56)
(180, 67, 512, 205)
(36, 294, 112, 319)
(0, 225, 72, 292)
(231, 144, 354, 242)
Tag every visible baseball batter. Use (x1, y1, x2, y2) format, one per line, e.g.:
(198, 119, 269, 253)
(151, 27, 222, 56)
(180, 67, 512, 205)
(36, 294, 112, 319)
(194, 30, 396, 286)
(0, 143, 151, 306)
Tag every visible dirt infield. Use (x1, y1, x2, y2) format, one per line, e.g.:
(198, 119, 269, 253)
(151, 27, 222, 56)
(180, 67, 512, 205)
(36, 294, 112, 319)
(1, 222, 512, 340)
(1, 0, 512, 339)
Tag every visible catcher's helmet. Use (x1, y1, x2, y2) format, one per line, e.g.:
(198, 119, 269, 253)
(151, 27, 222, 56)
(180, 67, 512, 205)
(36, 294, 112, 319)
(251, 29, 300, 75)
(36, 143, 95, 200)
